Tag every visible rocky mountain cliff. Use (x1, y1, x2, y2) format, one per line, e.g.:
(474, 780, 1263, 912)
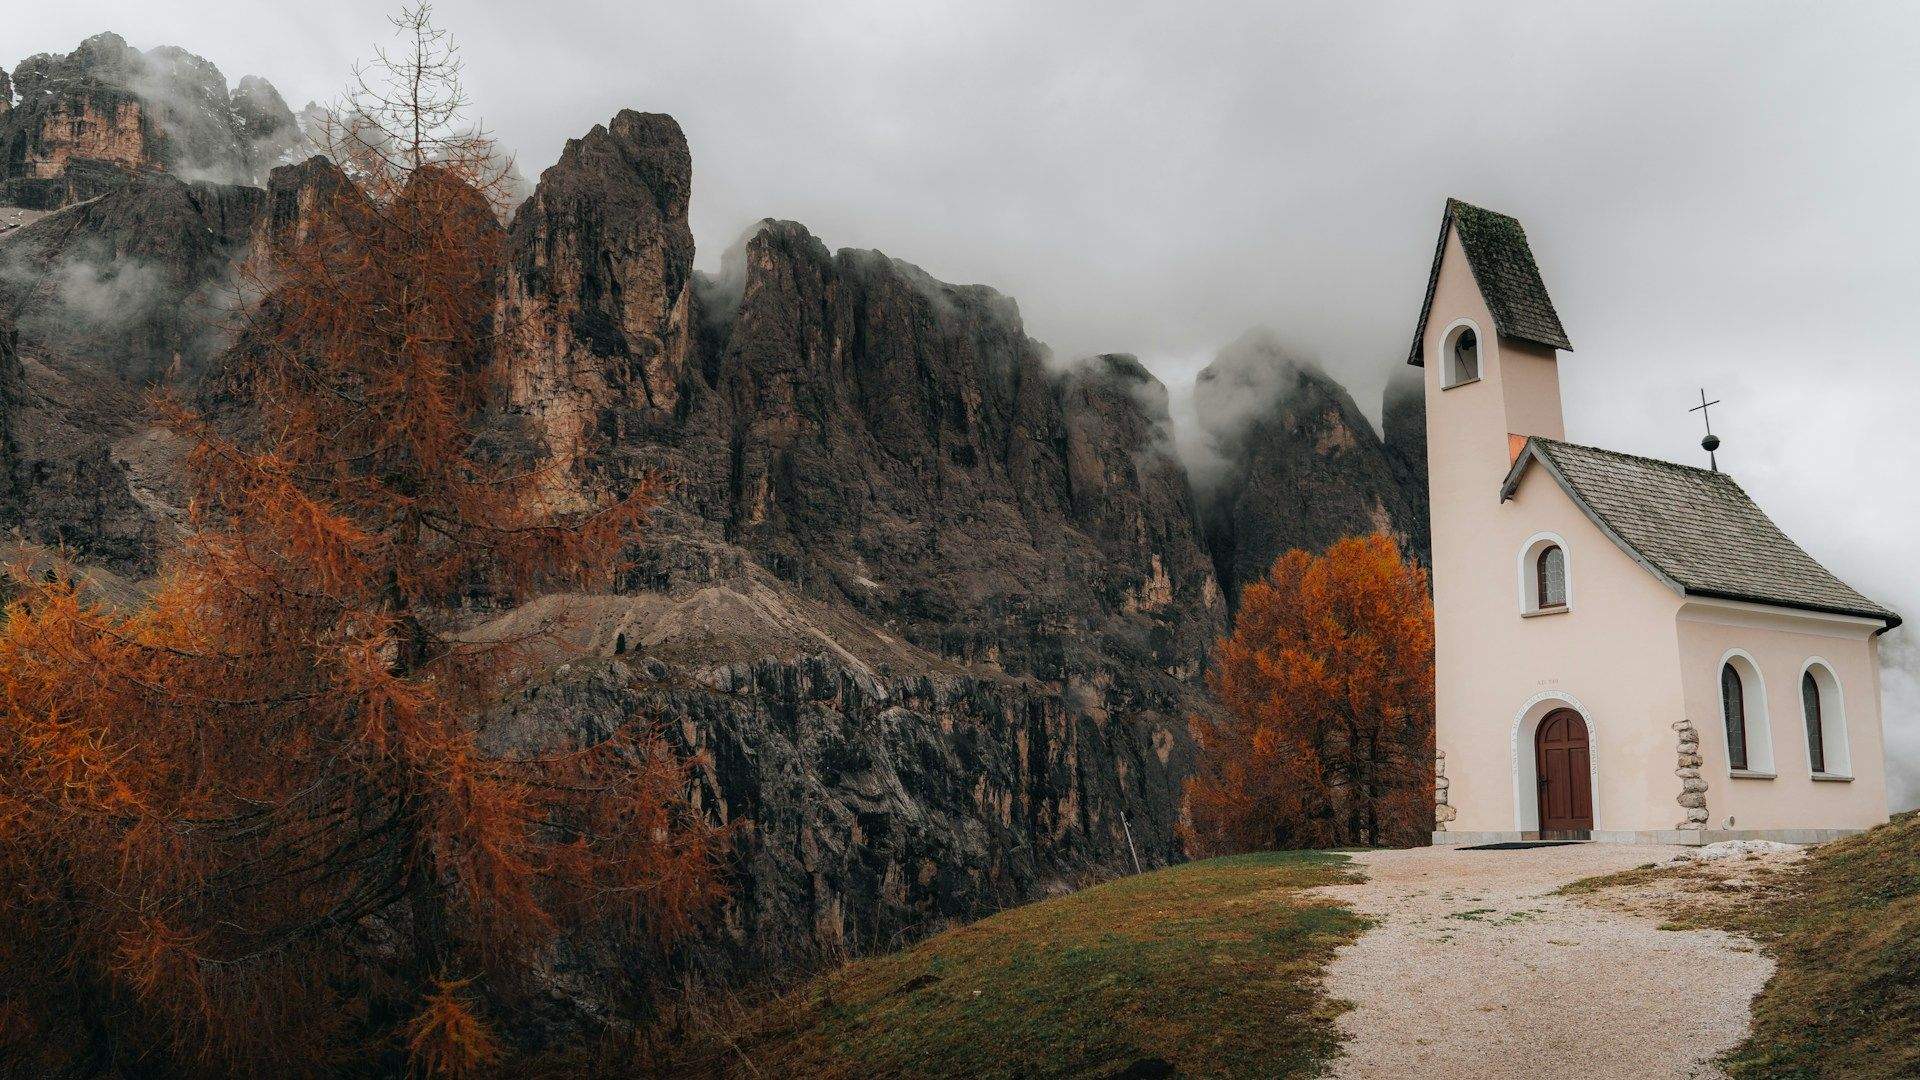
(482, 111, 1232, 974)
(1382, 366, 1430, 565)
(1193, 329, 1426, 604)
(0, 33, 302, 209)
(0, 34, 1427, 996)
(0, 173, 263, 385)
(0, 155, 344, 578)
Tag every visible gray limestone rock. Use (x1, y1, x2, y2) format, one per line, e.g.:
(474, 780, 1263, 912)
(1195, 330, 1426, 606)
(1, 33, 302, 208)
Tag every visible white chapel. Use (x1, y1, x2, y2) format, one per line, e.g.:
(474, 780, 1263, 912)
(1412, 199, 1901, 845)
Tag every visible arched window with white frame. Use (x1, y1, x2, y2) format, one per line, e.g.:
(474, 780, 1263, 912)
(1800, 660, 1851, 778)
(1518, 533, 1571, 615)
(1442, 322, 1481, 387)
(1719, 651, 1774, 776)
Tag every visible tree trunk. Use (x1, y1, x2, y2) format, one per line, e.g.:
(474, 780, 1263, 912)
(1365, 729, 1381, 847)
(1345, 719, 1362, 845)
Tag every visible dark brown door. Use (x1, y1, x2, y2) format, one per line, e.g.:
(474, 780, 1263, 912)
(1536, 709, 1593, 834)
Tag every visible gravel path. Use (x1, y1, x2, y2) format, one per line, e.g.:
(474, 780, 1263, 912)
(1320, 844, 1772, 1079)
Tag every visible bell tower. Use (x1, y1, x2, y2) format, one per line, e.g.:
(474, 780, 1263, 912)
(1409, 198, 1572, 481)
(1409, 198, 1573, 836)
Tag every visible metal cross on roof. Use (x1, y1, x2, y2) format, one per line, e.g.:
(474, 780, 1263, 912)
(1689, 388, 1723, 471)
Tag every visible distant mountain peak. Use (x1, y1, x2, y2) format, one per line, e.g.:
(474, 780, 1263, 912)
(0, 31, 304, 208)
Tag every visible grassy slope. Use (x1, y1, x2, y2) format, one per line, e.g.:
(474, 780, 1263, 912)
(681, 851, 1366, 1079)
(1724, 811, 1920, 1079)
(1568, 811, 1920, 1079)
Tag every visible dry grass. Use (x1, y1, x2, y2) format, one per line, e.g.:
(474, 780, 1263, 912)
(1564, 812, 1920, 1079)
(1554, 862, 1672, 897)
(661, 851, 1367, 1079)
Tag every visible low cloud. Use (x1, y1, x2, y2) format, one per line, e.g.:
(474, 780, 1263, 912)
(1177, 327, 1327, 495)
(2, 235, 240, 382)
(690, 222, 762, 333)
(1882, 633, 1920, 811)
(38, 252, 167, 330)
(13, 33, 307, 187)
(130, 47, 305, 185)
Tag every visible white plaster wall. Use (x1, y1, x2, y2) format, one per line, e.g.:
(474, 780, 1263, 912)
(1448, 468, 1688, 832)
(1426, 223, 1689, 836)
(1677, 605, 1890, 831)
(1499, 338, 1564, 440)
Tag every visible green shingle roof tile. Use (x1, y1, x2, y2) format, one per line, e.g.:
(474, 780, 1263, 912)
(1409, 198, 1572, 366)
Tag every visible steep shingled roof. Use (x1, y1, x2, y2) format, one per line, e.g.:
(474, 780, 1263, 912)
(1502, 438, 1901, 630)
(1408, 198, 1573, 366)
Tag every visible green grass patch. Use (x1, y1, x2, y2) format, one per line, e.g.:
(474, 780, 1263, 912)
(680, 851, 1366, 1079)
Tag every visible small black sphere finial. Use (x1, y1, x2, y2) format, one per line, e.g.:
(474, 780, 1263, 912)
(1689, 388, 1724, 471)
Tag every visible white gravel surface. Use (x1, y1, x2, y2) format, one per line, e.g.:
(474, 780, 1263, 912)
(1320, 843, 1773, 1079)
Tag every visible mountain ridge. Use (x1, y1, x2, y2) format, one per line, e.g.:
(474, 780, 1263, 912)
(0, 34, 1428, 1009)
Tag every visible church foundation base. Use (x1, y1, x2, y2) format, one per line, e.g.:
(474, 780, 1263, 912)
(1431, 831, 1536, 846)
(1592, 827, 1867, 846)
(1434, 827, 1866, 847)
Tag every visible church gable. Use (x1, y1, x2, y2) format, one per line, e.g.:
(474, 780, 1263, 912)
(1408, 198, 1573, 366)
(1502, 437, 1901, 630)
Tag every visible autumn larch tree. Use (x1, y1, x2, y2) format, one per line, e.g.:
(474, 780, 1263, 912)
(1184, 532, 1435, 854)
(0, 6, 723, 1075)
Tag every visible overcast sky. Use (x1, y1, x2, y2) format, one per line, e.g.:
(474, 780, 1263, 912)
(19, 1, 1920, 806)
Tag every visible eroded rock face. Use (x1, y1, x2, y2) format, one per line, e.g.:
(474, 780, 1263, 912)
(501, 112, 1228, 682)
(0, 315, 20, 522)
(0, 289, 166, 576)
(0, 155, 349, 574)
(1058, 353, 1224, 668)
(257, 154, 351, 249)
(0, 153, 349, 387)
(683, 224, 1227, 678)
(4, 34, 164, 207)
(1195, 329, 1424, 604)
(5, 351, 163, 577)
(1, 33, 299, 208)
(0, 50, 1433, 999)
(491, 118, 1231, 977)
(0, 174, 264, 385)
(488, 643, 1189, 982)
(1382, 365, 1430, 566)
(498, 110, 696, 502)
(228, 75, 303, 169)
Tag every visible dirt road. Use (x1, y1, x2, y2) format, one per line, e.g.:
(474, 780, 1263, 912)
(1321, 843, 1772, 1079)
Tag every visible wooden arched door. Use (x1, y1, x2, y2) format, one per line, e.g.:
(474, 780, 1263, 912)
(1535, 709, 1593, 835)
